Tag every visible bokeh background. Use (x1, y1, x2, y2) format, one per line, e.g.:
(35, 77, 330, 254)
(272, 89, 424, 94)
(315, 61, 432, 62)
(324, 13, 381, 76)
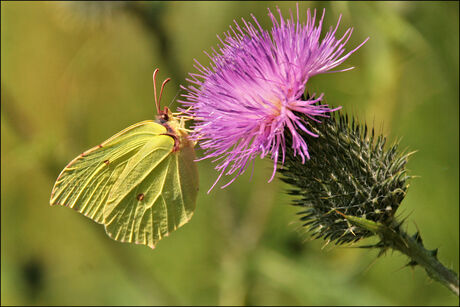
(1, 1, 458, 305)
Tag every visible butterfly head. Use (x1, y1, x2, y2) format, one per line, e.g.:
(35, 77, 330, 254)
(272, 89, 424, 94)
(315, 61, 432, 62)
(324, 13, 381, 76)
(157, 106, 173, 124)
(152, 68, 194, 151)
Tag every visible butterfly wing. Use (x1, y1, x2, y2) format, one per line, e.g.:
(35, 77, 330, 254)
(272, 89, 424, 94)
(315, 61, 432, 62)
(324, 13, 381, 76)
(50, 120, 167, 223)
(50, 119, 199, 249)
(103, 131, 199, 249)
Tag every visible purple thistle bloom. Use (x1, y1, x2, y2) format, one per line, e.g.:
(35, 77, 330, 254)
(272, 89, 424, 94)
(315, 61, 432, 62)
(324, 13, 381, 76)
(179, 4, 368, 193)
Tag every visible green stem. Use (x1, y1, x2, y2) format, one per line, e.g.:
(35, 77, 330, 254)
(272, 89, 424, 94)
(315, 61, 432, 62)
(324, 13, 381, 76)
(342, 214, 459, 296)
(382, 224, 459, 296)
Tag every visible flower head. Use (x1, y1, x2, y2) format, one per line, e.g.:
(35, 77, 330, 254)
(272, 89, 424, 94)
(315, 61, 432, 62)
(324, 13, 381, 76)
(180, 4, 368, 192)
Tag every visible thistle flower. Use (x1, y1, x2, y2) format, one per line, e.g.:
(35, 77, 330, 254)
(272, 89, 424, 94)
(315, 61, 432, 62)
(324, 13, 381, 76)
(180, 4, 368, 192)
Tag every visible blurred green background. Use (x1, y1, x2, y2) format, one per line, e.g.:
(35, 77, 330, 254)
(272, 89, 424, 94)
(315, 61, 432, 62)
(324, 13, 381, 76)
(1, 1, 458, 305)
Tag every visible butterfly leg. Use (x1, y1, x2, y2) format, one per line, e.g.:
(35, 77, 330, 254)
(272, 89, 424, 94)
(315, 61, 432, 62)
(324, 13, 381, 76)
(172, 106, 193, 117)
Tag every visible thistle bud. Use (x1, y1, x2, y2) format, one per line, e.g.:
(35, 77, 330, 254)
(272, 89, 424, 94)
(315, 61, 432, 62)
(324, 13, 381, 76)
(279, 111, 412, 244)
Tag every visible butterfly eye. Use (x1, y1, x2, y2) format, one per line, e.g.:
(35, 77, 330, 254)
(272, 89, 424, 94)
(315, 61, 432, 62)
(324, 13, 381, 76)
(157, 113, 169, 124)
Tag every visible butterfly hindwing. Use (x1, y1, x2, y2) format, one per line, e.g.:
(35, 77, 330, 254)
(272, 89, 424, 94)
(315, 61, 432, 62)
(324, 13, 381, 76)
(103, 130, 199, 248)
(103, 134, 175, 247)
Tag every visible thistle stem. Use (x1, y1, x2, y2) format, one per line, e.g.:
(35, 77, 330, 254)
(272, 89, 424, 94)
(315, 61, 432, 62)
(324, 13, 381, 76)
(381, 224, 459, 296)
(345, 214, 459, 296)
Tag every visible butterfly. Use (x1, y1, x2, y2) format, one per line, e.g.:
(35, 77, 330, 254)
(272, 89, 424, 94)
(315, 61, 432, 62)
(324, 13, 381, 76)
(50, 68, 199, 249)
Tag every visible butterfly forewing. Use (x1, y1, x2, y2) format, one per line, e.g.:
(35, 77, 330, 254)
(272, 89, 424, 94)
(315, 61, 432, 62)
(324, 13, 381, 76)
(50, 121, 166, 223)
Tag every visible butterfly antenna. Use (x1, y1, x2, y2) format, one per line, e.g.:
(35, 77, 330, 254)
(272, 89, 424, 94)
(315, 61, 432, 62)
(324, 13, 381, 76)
(153, 68, 161, 115)
(158, 77, 171, 111)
